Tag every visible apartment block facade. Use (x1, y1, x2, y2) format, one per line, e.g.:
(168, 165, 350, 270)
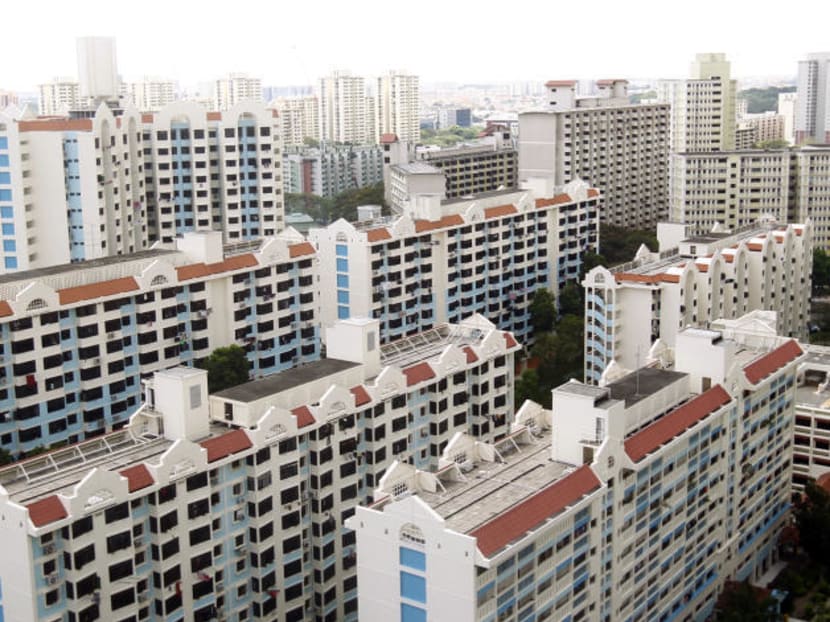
(318, 73, 372, 145)
(123, 78, 178, 112)
(38, 79, 81, 116)
(269, 97, 320, 148)
(375, 72, 420, 145)
(348, 329, 803, 622)
(0, 313, 520, 622)
(0, 230, 318, 457)
(310, 179, 600, 346)
(582, 222, 811, 384)
(670, 146, 830, 248)
(283, 144, 384, 198)
(214, 74, 263, 110)
(796, 52, 830, 145)
(519, 79, 670, 229)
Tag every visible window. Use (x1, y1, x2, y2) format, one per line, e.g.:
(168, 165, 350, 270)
(401, 603, 427, 622)
(337, 274, 349, 288)
(400, 547, 426, 571)
(336, 258, 348, 272)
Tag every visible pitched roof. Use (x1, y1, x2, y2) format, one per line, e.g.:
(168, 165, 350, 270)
(200, 429, 253, 463)
(291, 405, 315, 428)
(380, 133, 398, 144)
(176, 253, 259, 281)
(504, 333, 519, 349)
(484, 204, 518, 219)
(403, 362, 436, 387)
(0, 301, 12, 317)
(463, 346, 479, 364)
(206, 111, 222, 121)
(545, 80, 577, 87)
(141, 113, 154, 123)
(58, 277, 140, 305)
(26, 495, 68, 527)
(19, 118, 93, 132)
(350, 385, 372, 407)
(535, 194, 572, 208)
(288, 242, 315, 258)
(119, 464, 154, 493)
(624, 385, 732, 462)
(614, 272, 680, 284)
(587, 188, 600, 198)
(471, 464, 601, 557)
(414, 214, 464, 233)
(366, 228, 393, 243)
(743, 340, 803, 385)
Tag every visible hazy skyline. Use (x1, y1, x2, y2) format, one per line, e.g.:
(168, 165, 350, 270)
(2, 0, 826, 92)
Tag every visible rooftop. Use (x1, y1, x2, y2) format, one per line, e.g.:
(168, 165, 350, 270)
(391, 162, 443, 175)
(606, 368, 688, 408)
(213, 359, 360, 403)
(379, 322, 489, 369)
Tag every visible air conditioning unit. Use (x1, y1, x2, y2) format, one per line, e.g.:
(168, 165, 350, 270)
(134, 536, 143, 547)
(107, 332, 116, 339)
(138, 592, 148, 603)
(48, 575, 59, 585)
(236, 496, 245, 505)
(92, 358, 101, 365)
(235, 546, 247, 555)
(43, 544, 55, 554)
(303, 541, 310, 549)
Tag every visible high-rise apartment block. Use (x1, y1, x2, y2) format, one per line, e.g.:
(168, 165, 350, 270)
(738, 112, 785, 146)
(0, 230, 318, 457)
(518, 79, 670, 229)
(310, 179, 600, 346)
(214, 74, 263, 110)
(123, 77, 178, 112)
(778, 92, 798, 145)
(796, 52, 830, 145)
(283, 144, 384, 197)
(437, 107, 472, 129)
(0, 313, 520, 622)
(269, 96, 320, 148)
(37, 79, 81, 116)
(670, 146, 830, 248)
(76, 37, 119, 102)
(318, 72, 372, 145)
(658, 53, 737, 153)
(582, 221, 811, 384)
(375, 72, 420, 145)
(348, 327, 803, 622)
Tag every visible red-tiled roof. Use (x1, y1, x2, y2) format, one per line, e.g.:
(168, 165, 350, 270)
(747, 242, 764, 252)
(19, 119, 93, 132)
(414, 214, 464, 233)
(535, 194, 572, 208)
(471, 464, 601, 557)
(119, 464, 154, 493)
(484, 204, 518, 219)
(744, 340, 803, 385)
(380, 133, 398, 144)
(587, 188, 600, 198)
(141, 113, 154, 123)
(695, 262, 709, 273)
(463, 346, 479, 364)
(366, 228, 393, 243)
(614, 272, 679, 284)
(0, 301, 12, 317)
(351, 385, 372, 407)
(200, 429, 253, 463)
(291, 405, 315, 428)
(58, 277, 140, 305)
(545, 80, 577, 88)
(26, 495, 68, 527)
(504, 333, 519, 349)
(176, 253, 259, 281)
(624, 386, 732, 462)
(403, 362, 436, 387)
(288, 242, 315, 258)
(207, 111, 222, 121)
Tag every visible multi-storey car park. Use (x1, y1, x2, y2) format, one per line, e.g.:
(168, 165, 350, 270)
(0, 230, 319, 458)
(310, 179, 600, 345)
(0, 314, 519, 622)
(582, 220, 811, 384)
(348, 327, 805, 622)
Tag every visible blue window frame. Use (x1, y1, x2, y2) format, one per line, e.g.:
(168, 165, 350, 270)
(0, 190, 10, 202)
(0, 207, 11, 220)
(4, 257, 17, 270)
(400, 572, 426, 603)
(401, 604, 426, 622)
(1, 223, 13, 236)
(336, 274, 349, 288)
(2, 240, 15, 252)
(337, 290, 349, 304)
(336, 244, 348, 257)
(0, 173, 9, 185)
(400, 547, 426, 571)
(337, 306, 350, 320)
(0, 137, 7, 150)
(0, 154, 8, 166)
(336, 258, 348, 272)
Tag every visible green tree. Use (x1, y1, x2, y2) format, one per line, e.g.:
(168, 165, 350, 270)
(0, 447, 11, 465)
(715, 581, 778, 621)
(738, 86, 796, 114)
(599, 224, 658, 266)
(529, 289, 556, 335)
(794, 479, 830, 570)
(198, 345, 251, 393)
(754, 139, 790, 149)
(514, 369, 547, 409)
(558, 282, 583, 318)
(814, 249, 830, 294)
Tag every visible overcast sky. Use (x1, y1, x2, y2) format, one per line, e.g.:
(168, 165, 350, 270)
(2, 0, 825, 92)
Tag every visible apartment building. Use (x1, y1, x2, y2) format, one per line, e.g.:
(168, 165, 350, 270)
(0, 313, 520, 622)
(283, 144, 383, 198)
(0, 230, 318, 458)
(779, 92, 798, 145)
(348, 328, 803, 622)
(37, 78, 81, 116)
(318, 72, 372, 145)
(269, 97, 320, 148)
(735, 125, 757, 150)
(796, 52, 830, 145)
(519, 79, 670, 229)
(437, 108, 472, 129)
(123, 78, 178, 112)
(375, 72, 420, 145)
(740, 112, 785, 145)
(582, 221, 811, 384)
(670, 146, 830, 248)
(310, 178, 600, 346)
(657, 53, 738, 153)
(142, 100, 284, 243)
(214, 74, 263, 110)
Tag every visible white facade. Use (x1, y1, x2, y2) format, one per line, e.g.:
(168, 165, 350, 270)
(283, 143, 384, 198)
(796, 52, 830, 145)
(349, 329, 803, 622)
(375, 72, 420, 145)
(76, 37, 119, 101)
(37, 79, 81, 116)
(739, 112, 785, 145)
(778, 92, 798, 144)
(214, 73, 263, 110)
(123, 77, 178, 112)
(318, 72, 371, 145)
(582, 221, 812, 384)
(657, 53, 737, 153)
(269, 96, 320, 147)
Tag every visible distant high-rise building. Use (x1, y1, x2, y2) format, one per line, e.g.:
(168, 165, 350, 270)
(76, 36, 119, 102)
(214, 73, 262, 109)
(519, 78, 670, 229)
(270, 96, 320, 147)
(318, 71, 371, 144)
(123, 76, 177, 111)
(283, 143, 384, 197)
(437, 107, 472, 128)
(0, 90, 18, 109)
(779, 92, 798, 144)
(657, 53, 737, 152)
(739, 112, 785, 145)
(37, 78, 80, 115)
(796, 52, 830, 145)
(374, 71, 420, 144)
(262, 84, 312, 100)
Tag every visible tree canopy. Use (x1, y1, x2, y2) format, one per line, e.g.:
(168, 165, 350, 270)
(814, 249, 830, 294)
(529, 289, 556, 336)
(420, 125, 482, 147)
(599, 224, 658, 266)
(198, 345, 251, 393)
(286, 182, 387, 226)
(715, 581, 778, 622)
(794, 479, 830, 570)
(738, 86, 796, 114)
